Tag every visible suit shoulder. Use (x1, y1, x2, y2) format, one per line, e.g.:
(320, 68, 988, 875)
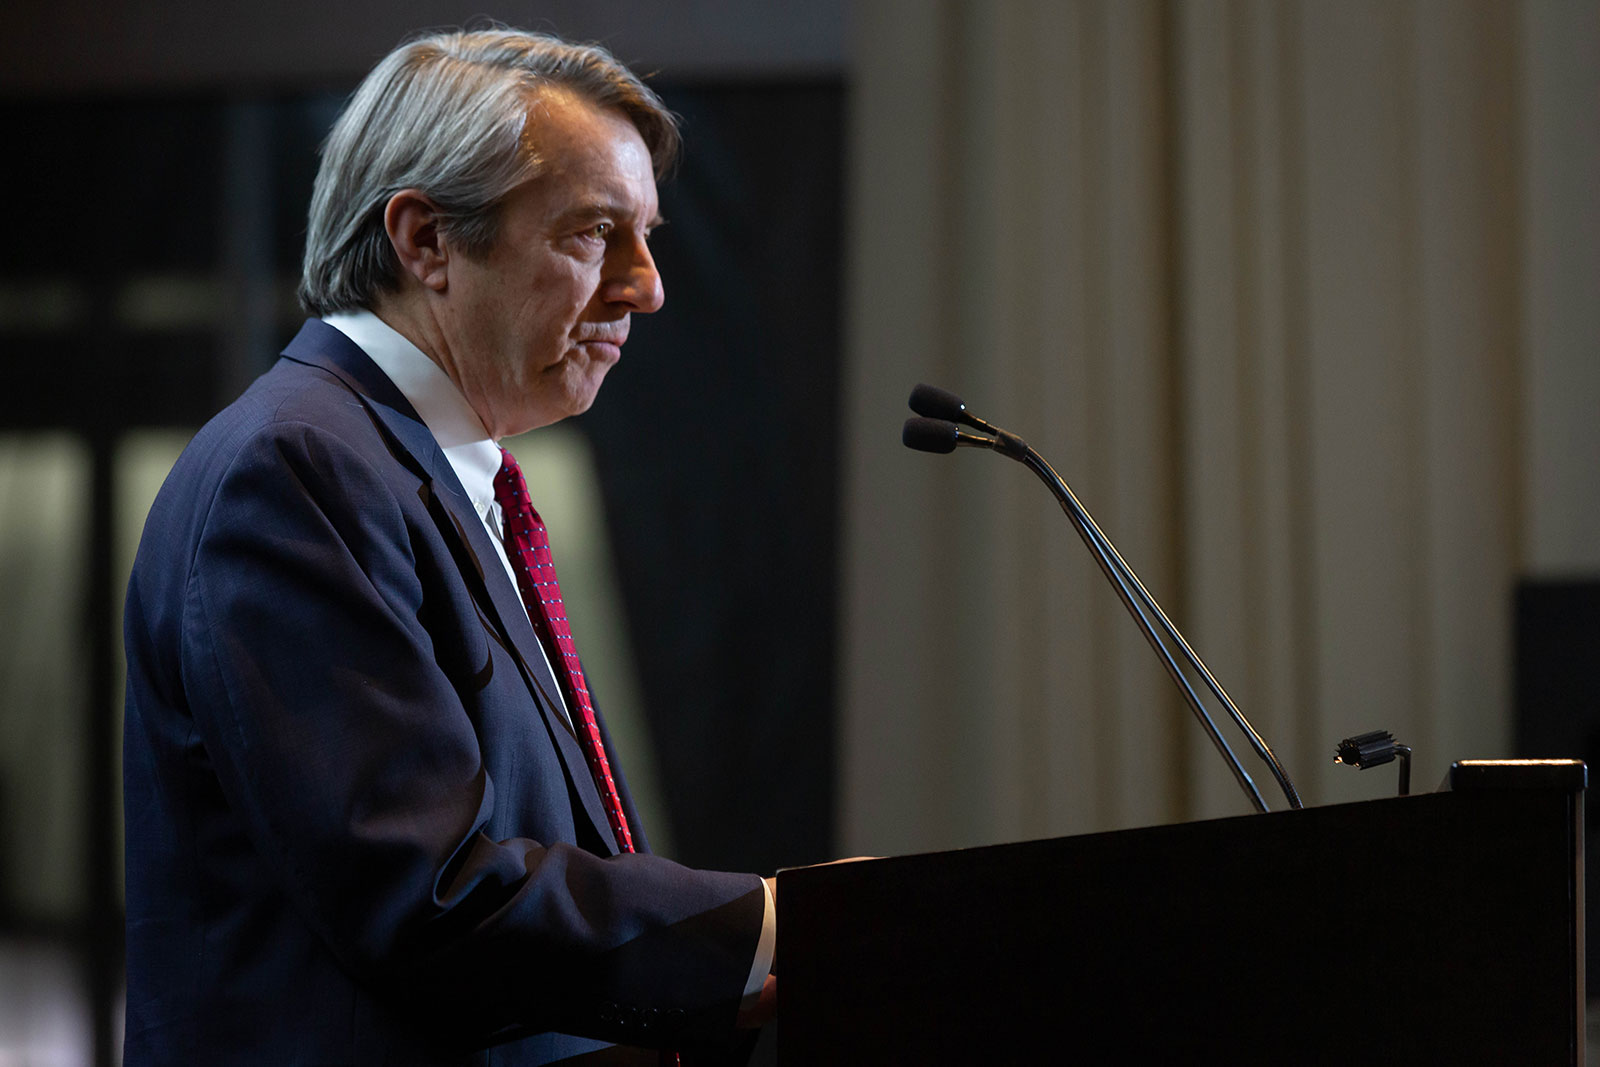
(142, 358, 413, 554)
(204, 357, 384, 457)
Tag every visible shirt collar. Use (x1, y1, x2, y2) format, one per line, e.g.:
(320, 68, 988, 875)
(322, 309, 504, 503)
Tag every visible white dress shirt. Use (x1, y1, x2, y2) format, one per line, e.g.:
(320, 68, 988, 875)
(321, 309, 774, 1001)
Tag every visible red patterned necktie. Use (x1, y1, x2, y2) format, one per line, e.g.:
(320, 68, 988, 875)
(493, 446, 635, 853)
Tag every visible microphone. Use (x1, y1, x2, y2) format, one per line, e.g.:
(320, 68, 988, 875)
(902, 417, 993, 454)
(909, 384, 989, 429)
(901, 384, 1303, 814)
(905, 386, 1030, 459)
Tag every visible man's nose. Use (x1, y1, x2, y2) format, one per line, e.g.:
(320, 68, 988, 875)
(608, 238, 665, 314)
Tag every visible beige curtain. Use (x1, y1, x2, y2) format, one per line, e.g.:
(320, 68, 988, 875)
(840, 0, 1600, 856)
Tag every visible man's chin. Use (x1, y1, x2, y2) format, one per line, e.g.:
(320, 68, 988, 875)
(511, 377, 608, 434)
(566, 370, 611, 416)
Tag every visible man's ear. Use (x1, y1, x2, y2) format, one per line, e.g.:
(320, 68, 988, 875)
(384, 190, 450, 292)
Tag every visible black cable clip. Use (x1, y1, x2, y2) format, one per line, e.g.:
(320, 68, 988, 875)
(1334, 730, 1412, 796)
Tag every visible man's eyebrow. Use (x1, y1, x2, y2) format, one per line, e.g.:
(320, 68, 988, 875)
(558, 202, 666, 232)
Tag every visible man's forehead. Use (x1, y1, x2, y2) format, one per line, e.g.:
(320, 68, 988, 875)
(510, 91, 660, 218)
(519, 87, 643, 158)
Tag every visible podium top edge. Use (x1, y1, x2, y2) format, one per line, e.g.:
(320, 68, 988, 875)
(1447, 759, 1587, 791)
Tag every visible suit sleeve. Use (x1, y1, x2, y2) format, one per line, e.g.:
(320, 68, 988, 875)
(178, 418, 764, 1050)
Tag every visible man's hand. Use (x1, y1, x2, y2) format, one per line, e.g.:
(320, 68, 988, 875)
(738, 860, 873, 1030)
(736, 972, 776, 1028)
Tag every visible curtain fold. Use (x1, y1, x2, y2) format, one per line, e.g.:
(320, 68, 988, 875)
(841, 0, 1599, 853)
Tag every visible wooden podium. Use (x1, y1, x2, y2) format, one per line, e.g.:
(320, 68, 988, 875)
(777, 760, 1585, 1064)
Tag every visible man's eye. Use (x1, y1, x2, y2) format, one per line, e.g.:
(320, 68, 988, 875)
(585, 222, 613, 240)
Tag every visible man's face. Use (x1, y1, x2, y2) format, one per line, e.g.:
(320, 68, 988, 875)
(438, 91, 664, 438)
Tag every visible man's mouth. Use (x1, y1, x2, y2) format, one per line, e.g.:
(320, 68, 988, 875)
(575, 325, 628, 348)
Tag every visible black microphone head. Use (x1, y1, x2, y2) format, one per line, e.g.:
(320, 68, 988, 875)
(908, 383, 966, 421)
(902, 417, 961, 454)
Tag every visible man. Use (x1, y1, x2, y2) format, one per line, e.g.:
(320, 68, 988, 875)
(123, 29, 775, 1064)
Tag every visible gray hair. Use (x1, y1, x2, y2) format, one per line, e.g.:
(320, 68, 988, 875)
(298, 28, 680, 315)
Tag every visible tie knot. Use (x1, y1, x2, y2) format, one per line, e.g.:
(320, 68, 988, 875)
(494, 446, 529, 513)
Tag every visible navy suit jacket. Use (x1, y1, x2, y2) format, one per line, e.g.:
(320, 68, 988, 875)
(123, 320, 765, 1064)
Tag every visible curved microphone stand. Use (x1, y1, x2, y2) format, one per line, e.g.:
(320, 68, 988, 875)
(903, 386, 1303, 814)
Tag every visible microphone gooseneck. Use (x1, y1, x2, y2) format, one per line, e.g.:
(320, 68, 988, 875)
(902, 384, 1303, 814)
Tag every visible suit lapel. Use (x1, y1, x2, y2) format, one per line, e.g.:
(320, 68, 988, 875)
(279, 321, 622, 855)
